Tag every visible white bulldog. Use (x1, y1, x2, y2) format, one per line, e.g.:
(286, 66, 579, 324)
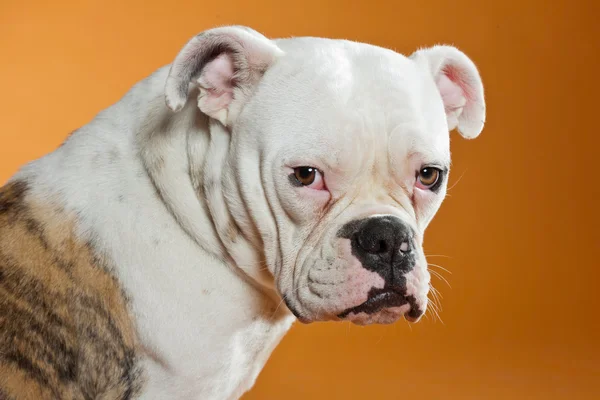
(2, 26, 484, 399)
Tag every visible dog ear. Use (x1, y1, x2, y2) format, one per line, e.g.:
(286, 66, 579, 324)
(410, 45, 486, 139)
(165, 26, 283, 126)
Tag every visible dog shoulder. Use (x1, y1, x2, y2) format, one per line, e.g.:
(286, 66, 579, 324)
(0, 180, 144, 399)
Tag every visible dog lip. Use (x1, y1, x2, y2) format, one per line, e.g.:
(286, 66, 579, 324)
(404, 314, 421, 323)
(338, 288, 410, 318)
(403, 296, 424, 322)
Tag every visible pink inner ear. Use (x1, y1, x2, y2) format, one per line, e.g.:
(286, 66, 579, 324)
(197, 53, 235, 116)
(201, 53, 234, 92)
(436, 65, 472, 113)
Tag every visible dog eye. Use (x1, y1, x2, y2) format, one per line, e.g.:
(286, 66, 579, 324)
(294, 167, 317, 185)
(291, 167, 325, 190)
(417, 167, 442, 189)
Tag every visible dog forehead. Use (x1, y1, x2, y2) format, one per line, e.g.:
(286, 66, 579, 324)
(250, 37, 449, 157)
(272, 37, 420, 97)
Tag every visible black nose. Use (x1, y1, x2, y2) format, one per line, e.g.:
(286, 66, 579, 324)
(338, 216, 415, 282)
(355, 216, 412, 261)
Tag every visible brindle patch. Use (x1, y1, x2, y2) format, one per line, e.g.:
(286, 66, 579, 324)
(0, 181, 144, 399)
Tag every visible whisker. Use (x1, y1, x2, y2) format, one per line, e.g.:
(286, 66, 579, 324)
(427, 262, 453, 275)
(425, 283, 445, 325)
(425, 254, 452, 259)
(429, 269, 452, 288)
(447, 169, 467, 192)
(270, 297, 287, 320)
(425, 306, 436, 323)
(270, 283, 309, 321)
(429, 286, 444, 307)
(434, 308, 445, 325)
(428, 299, 445, 325)
(429, 283, 444, 300)
(427, 293, 441, 312)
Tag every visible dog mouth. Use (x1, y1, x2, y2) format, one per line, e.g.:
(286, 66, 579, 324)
(338, 287, 421, 321)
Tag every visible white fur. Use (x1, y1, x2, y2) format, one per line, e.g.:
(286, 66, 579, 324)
(10, 26, 485, 399)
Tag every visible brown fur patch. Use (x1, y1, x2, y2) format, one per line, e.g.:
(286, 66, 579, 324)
(224, 220, 240, 243)
(0, 181, 143, 399)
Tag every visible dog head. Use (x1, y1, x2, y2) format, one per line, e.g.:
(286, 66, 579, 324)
(165, 26, 485, 325)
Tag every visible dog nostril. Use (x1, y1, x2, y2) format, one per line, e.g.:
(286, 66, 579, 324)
(377, 240, 387, 253)
(377, 240, 388, 254)
(357, 235, 389, 255)
(399, 242, 409, 253)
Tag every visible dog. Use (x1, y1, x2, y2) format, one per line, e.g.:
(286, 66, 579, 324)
(0, 25, 485, 399)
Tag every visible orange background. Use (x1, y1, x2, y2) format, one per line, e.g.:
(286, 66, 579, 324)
(1, 1, 598, 399)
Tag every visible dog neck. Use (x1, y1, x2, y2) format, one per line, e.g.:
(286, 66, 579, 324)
(137, 68, 280, 301)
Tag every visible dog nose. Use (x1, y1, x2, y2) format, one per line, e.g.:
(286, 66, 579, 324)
(337, 216, 415, 279)
(355, 217, 412, 262)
